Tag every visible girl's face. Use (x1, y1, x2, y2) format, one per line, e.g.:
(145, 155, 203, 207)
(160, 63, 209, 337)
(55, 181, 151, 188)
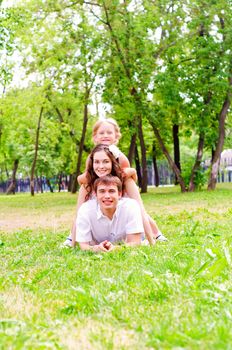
(93, 122, 117, 145)
(93, 150, 112, 177)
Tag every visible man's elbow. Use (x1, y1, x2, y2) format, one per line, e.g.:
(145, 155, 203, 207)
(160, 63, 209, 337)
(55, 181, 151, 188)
(79, 242, 90, 251)
(125, 233, 142, 246)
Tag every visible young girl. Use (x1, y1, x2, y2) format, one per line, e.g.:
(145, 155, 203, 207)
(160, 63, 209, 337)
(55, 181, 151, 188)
(63, 118, 167, 246)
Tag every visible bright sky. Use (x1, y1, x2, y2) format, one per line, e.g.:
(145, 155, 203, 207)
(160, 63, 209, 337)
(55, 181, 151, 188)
(2, 0, 21, 8)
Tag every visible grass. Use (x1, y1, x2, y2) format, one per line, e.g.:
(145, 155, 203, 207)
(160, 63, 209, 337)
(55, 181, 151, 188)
(0, 184, 232, 349)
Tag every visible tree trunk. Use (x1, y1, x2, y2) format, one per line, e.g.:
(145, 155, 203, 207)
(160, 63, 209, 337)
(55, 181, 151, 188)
(138, 116, 148, 193)
(189, 132, 205, 191)
(172, 124, 181, 184)
(71, 99, 89, 194)
(208, 75, 232, 190)
(127, 119, 137, 164)
(46, 178, 54, 193)
(150, 121, 187, 192)
(189, 91, 212, 191)
(58, 173, 62, 192)
(68, 174, 72, 192)
(211, 148, 215, 164)
(128, 132, 137, 165)
(30, 107, 43, 196)
(5, 161, 9, 178)
(152, 142, 159, 187)
(36, 176, 40, 193)
(134, 144, 142, 188)
(40, 176, 44, 193)
(6, 159, 19, 195)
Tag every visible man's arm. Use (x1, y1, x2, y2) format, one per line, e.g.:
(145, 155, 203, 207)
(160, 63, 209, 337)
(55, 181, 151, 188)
(125, 233, 142, 246)
(124, 199, 144, 245)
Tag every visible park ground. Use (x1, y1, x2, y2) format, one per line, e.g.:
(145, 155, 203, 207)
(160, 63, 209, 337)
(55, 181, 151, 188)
(0, 184, 232, 349)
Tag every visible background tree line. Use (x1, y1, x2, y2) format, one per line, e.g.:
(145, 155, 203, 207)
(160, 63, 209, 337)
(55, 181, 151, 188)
(0, 0, 232, 195)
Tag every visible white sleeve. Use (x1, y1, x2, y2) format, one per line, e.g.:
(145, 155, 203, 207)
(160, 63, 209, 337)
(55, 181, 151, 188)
(76, 205, 93, 242)
(109, 145, 121, 159)
(125, 200, 144, 235)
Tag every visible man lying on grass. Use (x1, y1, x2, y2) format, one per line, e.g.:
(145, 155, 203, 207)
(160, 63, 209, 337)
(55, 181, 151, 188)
(76, 175, 144, 252)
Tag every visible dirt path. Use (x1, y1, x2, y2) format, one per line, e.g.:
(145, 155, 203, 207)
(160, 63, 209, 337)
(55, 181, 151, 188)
(0, 211, 73, 233)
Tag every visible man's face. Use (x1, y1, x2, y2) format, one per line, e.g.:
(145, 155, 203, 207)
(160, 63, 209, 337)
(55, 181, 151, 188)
(96, 183, 121, 212)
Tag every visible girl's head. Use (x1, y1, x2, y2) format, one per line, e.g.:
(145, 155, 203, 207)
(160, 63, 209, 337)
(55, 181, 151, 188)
(85, 144, 122, 199)
(92, 118, 121, 145)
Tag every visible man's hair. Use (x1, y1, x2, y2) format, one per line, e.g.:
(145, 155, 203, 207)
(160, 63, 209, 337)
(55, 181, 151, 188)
(94, 175, 122, 193)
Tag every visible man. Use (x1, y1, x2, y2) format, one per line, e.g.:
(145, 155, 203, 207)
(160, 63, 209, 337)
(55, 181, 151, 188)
(76, 175, 144, 252)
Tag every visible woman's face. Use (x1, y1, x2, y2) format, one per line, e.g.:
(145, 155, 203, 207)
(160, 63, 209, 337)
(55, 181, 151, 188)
(93, 150, 112, 177)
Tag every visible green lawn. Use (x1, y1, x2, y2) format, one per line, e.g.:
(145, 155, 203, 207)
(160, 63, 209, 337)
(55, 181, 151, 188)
(0, 184, 232, 349)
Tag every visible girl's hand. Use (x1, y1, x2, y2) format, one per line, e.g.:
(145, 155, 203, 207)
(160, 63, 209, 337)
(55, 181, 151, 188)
(122, 167, 138, 182)
(77, 172, 88, 185)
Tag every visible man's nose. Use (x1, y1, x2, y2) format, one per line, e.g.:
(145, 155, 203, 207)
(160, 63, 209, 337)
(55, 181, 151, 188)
(104, 191, 110, 198)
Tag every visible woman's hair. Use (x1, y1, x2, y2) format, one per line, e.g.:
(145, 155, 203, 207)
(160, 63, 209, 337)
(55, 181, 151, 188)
(92, 118, 121, 144)
(85, 144, 123, 200)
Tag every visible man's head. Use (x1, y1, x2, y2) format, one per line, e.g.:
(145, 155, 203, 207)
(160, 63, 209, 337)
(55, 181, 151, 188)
(94, 175, 122, 215)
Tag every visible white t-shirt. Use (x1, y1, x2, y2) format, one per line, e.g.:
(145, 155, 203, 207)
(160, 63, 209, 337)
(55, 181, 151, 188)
(76, 197, 144, 244)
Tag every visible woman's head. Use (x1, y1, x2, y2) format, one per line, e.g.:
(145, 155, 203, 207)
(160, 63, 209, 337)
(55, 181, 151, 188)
(92, 118, 121, 145)
(85, 144, 122, 199)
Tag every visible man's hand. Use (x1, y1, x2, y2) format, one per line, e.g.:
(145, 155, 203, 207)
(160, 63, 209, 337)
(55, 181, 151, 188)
(79, 241, 115, 253)
(96, 240, 115, 252)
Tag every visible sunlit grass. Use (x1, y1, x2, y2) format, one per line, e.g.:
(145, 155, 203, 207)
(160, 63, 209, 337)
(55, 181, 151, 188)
(0, 184, 232, 349)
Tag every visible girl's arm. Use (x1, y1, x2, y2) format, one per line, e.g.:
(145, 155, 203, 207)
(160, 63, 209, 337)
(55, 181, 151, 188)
(119, 152, 137, 181)
(77, 155, 91, 185)
(78, 172, 88, 185)
(118, 152, 130, 168)
(71, 185, 88, 246)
